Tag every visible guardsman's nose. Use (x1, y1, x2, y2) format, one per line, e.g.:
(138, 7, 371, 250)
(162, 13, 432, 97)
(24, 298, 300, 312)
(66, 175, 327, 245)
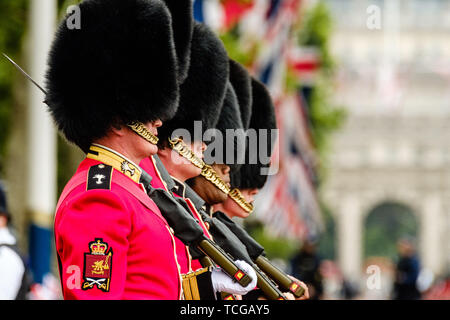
(153, 119, 163, 128)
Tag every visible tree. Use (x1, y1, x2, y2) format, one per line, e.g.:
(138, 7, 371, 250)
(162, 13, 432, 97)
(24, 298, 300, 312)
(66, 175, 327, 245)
(0, 1, 28, 172)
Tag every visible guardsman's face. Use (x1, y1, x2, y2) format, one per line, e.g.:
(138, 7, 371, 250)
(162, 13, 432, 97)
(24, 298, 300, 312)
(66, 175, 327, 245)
(185, 141, 207, 178)
(136, 120, 163, 157)
(158, 140, 207, 181)
(0, 214, 8, 228)
(223, 188, 259, 219)
(191, 141, 207, 161)
(174, 140, 206, 179)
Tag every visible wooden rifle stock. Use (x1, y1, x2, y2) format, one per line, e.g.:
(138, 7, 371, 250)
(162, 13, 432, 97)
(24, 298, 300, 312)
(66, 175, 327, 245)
(200, 249, 286, 300)
(197, 238, 252, 287)
(139, 170, 253, 288)
(212, 211, 305, 298)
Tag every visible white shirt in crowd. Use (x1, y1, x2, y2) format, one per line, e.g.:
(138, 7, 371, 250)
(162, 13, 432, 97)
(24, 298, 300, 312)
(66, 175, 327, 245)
(0, 227, 25, 300)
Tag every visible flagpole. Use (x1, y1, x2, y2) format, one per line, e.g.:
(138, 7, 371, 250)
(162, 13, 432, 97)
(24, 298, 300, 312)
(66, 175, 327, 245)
(27, 0, 57, 284)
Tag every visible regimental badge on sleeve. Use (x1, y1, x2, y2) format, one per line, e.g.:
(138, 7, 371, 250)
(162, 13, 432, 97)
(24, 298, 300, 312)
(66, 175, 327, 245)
(82, 238, 113, 292)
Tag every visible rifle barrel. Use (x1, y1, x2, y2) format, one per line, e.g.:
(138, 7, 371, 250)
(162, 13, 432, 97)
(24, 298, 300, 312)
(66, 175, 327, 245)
(255, 255, 305, 298)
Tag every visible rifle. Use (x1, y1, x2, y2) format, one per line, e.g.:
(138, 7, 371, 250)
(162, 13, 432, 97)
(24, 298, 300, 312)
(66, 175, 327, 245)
(139, 170, 253, 288)
(175, 163, 304, 298)
(213, 211, 305, 298)
(199, 206, 287, 300)
(153, 156, 286, 300)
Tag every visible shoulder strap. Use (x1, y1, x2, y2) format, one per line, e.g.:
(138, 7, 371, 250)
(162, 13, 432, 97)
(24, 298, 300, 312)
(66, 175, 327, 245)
(56, 169, 167, 225)
(55, 171, 88, 213)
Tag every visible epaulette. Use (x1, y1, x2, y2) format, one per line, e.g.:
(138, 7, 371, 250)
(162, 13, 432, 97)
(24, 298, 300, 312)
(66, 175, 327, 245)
(86, 164, 113, 191)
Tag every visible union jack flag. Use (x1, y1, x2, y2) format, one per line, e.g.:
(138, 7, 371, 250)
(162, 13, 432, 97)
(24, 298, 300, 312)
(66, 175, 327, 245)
(194, 0, 323, 240)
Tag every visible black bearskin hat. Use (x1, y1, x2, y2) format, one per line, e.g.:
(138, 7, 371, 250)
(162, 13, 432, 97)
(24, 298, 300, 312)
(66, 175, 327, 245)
(161, 0, 194, 83)
(157, 22, 229, 147)
(45, 0, 179, 153)
(228, 59, 253, 131)
(231, 78, 277, 190)
(204, 82, 245, 173)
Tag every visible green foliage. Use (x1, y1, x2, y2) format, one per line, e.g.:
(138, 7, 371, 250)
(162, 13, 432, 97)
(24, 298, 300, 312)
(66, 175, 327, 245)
(364, 202, 418, 261)
(219, 26, 260, 67)
(307, 79, 347, 171)
(245, 220, 299, 261)
(58, 0, 80, 16)
(296, 1, 347, 182)
(298, 0, 335, 72)
(0, 0, 28, 170)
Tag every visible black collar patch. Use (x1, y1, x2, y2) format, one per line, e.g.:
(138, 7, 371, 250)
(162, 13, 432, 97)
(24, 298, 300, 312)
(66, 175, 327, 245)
(87, 164, 113, 190)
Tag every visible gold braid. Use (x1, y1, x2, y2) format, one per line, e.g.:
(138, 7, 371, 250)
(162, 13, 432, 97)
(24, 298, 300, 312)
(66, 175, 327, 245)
(201, 164, 230, 195)
(167, 137, 254, 213)
(128, 121, 159, 145)
(228, 188, 254, 214)
(168, 137, 204, 169)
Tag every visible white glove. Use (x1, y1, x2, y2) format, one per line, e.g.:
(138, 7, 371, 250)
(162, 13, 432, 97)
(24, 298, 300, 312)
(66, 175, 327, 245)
(211, 260, 258, 295)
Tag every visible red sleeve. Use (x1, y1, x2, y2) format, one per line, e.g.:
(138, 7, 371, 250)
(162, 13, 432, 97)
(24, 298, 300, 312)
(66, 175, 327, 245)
(55, 189, 132, 300)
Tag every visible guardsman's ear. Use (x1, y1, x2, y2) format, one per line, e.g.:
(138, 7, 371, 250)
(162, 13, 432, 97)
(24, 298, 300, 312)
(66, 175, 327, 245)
(110, 124, 125, 137)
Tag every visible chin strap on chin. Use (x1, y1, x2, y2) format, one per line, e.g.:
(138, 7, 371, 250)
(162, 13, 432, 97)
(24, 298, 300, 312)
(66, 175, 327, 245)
(228, 188, 254, 214)
(167, 137, 253, 212)
(128, 121, 159, 145)
(168, 137, 205, 169)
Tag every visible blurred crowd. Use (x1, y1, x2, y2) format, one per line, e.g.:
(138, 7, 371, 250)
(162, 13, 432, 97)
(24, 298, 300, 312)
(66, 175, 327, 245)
(287, 236, 450, 300)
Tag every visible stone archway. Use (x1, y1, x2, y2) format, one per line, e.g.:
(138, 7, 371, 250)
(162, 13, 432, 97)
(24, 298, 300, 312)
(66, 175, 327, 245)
(364, 201, 418, 261)
(326, 186, 445, 286)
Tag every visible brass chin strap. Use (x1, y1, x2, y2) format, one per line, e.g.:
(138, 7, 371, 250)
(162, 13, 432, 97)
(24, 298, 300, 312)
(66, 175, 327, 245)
(167, 137, 254, 213)
(128, 121, 159, 145)
(228, 188, 254, 214)
(168, 137, 204, 169)
(168, 137, 229, 195)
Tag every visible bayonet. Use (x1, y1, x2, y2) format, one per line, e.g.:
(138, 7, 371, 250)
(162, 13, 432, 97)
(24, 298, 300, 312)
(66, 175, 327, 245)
(2, 52, 48, 96)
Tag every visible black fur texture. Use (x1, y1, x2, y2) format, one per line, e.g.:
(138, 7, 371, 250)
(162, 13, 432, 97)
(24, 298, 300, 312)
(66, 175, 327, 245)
(45, 0, 179, 152)
(229, 59, 253, 131)
(158, 22, 229, 146)
(162, 0, 194, 83)
(231, 78, 278, 190)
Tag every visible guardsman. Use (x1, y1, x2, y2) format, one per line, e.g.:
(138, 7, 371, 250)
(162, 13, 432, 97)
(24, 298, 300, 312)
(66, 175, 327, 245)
(47, 0, 186, 299)
(221, 76, 309, 300)
(187, 58, 253, 212)
(140, 22, 257, 300)
(142, 20, 229, 276)
(214, 77, 278, 219)
(188, 62, 310, 300)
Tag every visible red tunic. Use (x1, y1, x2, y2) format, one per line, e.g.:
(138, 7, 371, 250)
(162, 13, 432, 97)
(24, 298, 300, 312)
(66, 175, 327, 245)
(55, 152, 182, 300)
(139, 157, 192, 274)
(140, 157, 213, 272)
